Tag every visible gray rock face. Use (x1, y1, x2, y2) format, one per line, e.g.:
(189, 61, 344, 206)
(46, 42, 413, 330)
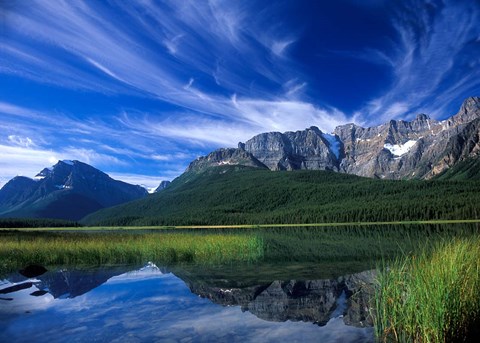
(186, 148, 268, 172)
(243, 126, 340, 171)
(190, 96, 480, 179)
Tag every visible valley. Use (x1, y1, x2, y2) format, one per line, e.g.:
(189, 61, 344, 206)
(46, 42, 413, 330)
(2, 97, 480, 342)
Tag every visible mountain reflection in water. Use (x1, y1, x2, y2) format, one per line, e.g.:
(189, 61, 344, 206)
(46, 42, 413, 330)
(0, 263, 374, 343)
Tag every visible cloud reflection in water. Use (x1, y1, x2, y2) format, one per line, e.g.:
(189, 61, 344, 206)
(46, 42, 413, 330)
(0, 265, 373, 342)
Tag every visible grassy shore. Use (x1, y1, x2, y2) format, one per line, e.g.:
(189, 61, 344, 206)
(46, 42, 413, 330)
(1, 223, 477, 275)
(1, 219, 480, 231)
(0, 231, 264, 275)
(374, 237, 480, 342)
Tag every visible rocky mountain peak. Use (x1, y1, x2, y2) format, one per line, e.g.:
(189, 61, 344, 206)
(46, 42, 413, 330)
(186, 148, 267, 173)
(35, 167, 53, 180)
(307, 126, 323, 134)
(414, 113, 430, 121)
(188, 96, 480, 180)
(451, 96, 480, 125)
(0, 160, 148, 220)
(154, 181, 171, 193)
(460, 96, 480, 112)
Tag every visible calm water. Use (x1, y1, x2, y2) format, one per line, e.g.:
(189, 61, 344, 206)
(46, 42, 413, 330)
(3, 224, 476, 342)
(0, 262, 374, 342)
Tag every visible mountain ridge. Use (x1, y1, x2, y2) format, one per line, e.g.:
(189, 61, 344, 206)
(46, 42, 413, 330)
(0, 160, 148, 220)
(188, 97, 480, 179)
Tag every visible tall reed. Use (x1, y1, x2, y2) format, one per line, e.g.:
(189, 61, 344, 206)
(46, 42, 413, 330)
(0, 232, 264, 275)
(374, 237, 480, 342)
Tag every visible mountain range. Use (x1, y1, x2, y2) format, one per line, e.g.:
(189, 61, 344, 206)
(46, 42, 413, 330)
(188, 97, 480, 179)
(1, 96, 480, 223)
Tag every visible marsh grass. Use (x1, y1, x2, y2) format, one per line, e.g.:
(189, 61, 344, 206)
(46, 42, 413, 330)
(259, 224, 478, 263)
(374, 237, 480, 342)
(0, 231, 264, 275)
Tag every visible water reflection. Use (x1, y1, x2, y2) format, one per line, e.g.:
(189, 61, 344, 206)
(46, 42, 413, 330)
(0, 263, 374, 342)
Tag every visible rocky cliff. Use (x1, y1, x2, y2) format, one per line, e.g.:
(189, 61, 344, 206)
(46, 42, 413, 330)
(186, 147, 268, 172)
(187, 97, 480, 179)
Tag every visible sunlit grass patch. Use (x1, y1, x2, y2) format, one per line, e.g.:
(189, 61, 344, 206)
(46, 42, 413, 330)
(0, 231, 264, 275)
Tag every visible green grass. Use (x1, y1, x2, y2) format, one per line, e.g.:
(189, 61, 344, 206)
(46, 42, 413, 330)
(374, 237, 480, 342)
(0, 231, 264, 276)
(2, 224, 477, 274)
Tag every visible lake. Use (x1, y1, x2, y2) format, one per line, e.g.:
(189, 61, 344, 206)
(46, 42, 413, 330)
(0, 224, 478, 342)
(0, 262, 375, 342)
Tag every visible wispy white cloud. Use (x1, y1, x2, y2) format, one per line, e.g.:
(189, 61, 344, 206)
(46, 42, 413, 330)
(234, 98, 346, 134)
(0, 144, 62, 188)
(183, 78, 195, 90)
(119, 97, 346, 148)
(383, 102, 409, 119)
(271, 39, 295, 57)
(358, 0, 480, 123)
(163, 33, 184, 55)
(7, 135, 36, 148)
(284, 79, 307, 97)
(0, 1, 311, 119)
(84, 56, 126, 83)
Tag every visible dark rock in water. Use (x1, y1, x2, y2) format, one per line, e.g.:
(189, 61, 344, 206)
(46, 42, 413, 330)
(29, 290, 49, 297)
(0, 282, 33, 294)
(19, 265, 48, 278)
(0, 297, 13, 301)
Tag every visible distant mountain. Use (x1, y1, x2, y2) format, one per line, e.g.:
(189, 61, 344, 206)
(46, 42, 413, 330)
(188, 97, 480, 180)
(0, 160, 148, 221)
(154, 181, 171, 193)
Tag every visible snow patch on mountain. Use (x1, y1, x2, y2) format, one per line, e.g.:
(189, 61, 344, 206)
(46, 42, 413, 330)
(384, 140, 417, 157)
(322, 133, 341, 159)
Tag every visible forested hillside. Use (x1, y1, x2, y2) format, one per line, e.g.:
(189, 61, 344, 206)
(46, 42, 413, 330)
(435, 158, 480, 180)
(83, 166, 480, 226)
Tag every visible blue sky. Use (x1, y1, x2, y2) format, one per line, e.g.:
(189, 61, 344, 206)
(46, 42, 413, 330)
(1, 0, 479, 189)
